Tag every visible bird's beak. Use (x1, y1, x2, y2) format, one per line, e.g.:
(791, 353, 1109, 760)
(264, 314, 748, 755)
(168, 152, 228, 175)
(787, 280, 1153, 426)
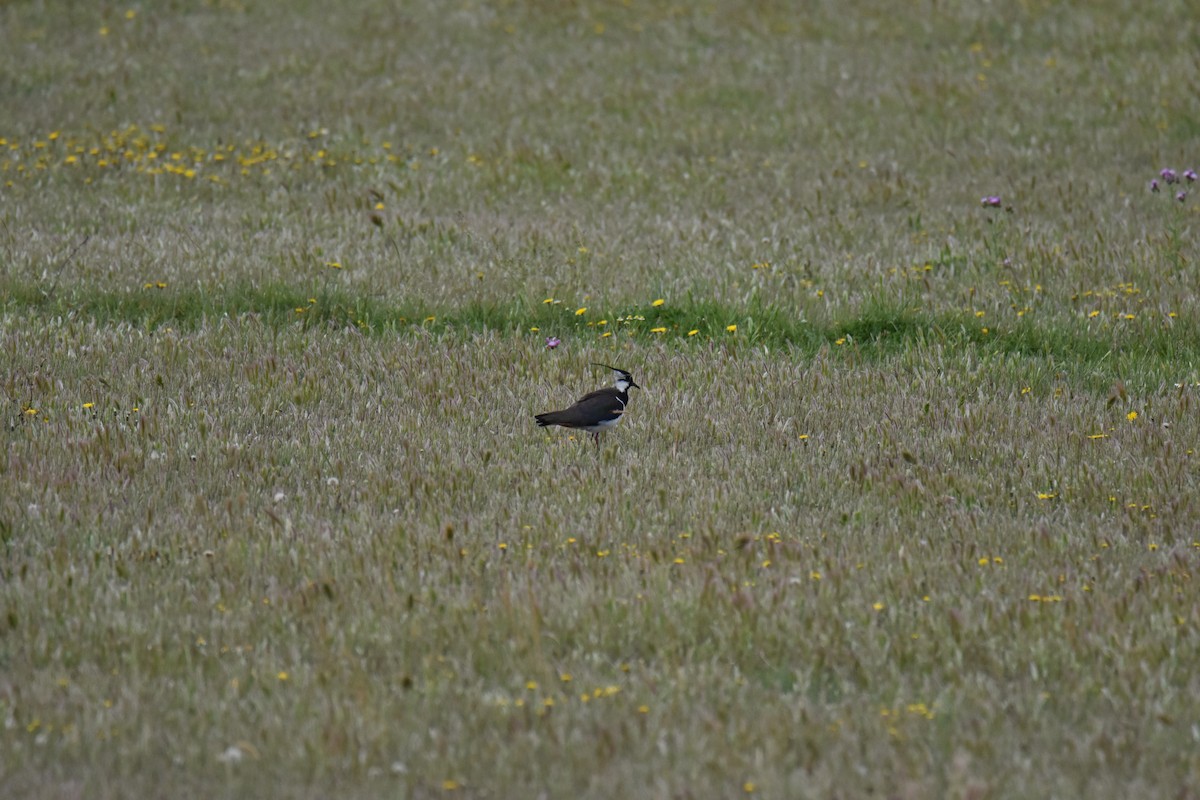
(629, 380, 641, 390)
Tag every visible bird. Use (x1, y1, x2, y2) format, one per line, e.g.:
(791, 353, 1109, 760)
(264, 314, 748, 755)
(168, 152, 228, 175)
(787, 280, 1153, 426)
(535, 364, 640, 447)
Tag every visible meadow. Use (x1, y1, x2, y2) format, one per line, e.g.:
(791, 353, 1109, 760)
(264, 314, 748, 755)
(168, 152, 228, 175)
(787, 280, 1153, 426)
(2, 1, 1199, 797)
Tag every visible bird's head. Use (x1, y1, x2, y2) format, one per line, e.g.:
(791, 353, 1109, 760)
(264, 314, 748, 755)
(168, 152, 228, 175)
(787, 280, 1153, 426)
(594, 363, 640, 392)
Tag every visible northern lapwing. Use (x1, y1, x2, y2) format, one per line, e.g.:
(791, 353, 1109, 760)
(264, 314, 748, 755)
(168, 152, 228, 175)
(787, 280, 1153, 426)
(535, 364, 640, 447)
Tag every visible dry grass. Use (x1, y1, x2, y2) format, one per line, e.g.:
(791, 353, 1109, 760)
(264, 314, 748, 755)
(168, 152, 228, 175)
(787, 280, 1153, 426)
(2, 1, 1200, 798)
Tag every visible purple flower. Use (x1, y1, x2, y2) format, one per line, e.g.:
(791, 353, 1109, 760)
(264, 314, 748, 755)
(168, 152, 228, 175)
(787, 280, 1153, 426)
(1177, 191, 1187, 203)
(1160, 168, 1177, 184)
(1185, 169, 1197, 183)
(1150, 179, 1160, 193)
(981, 196, 1002, 208)
(545, 336, 561, 350)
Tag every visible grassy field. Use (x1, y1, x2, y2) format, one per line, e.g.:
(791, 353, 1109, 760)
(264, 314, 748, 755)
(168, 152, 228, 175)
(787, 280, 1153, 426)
(3, 1, 1200, 797)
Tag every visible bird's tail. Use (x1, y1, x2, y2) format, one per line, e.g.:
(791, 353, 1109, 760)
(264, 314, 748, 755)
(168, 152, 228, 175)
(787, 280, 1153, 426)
(534, 412, 561, 427)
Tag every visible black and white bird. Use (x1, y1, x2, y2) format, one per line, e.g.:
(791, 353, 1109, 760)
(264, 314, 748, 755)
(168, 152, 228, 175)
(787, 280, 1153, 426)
(535, 364, 640, 446)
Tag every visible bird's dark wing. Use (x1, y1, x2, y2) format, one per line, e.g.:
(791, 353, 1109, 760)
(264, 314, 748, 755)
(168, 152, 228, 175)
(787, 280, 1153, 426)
(568, 390, 624, 417)
(575, 387, 617, 405)
(535, 389, 623, 428)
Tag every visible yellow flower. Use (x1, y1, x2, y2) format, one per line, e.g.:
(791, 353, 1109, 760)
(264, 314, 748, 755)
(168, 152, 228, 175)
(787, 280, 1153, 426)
(276, 671, 288, 681)
(835, 338, 846, 345)
(726, 324, 737, 332)
(650, 327, 666, 333)
(872, 602, 884, 611)
(687, 329, 698, 336)
(1126, 411, 1138, 421)
(652, 298, 665, 306)
(637, 704, 649, 714)
(575, 307, 587, 316)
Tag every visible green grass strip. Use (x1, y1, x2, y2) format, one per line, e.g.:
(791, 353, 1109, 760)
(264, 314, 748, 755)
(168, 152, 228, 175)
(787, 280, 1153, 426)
(3, 280, 1199, 384)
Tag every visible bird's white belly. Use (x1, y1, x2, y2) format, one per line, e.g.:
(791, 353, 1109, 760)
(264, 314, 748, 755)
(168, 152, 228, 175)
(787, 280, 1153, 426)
(582, 417, 622, 434)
